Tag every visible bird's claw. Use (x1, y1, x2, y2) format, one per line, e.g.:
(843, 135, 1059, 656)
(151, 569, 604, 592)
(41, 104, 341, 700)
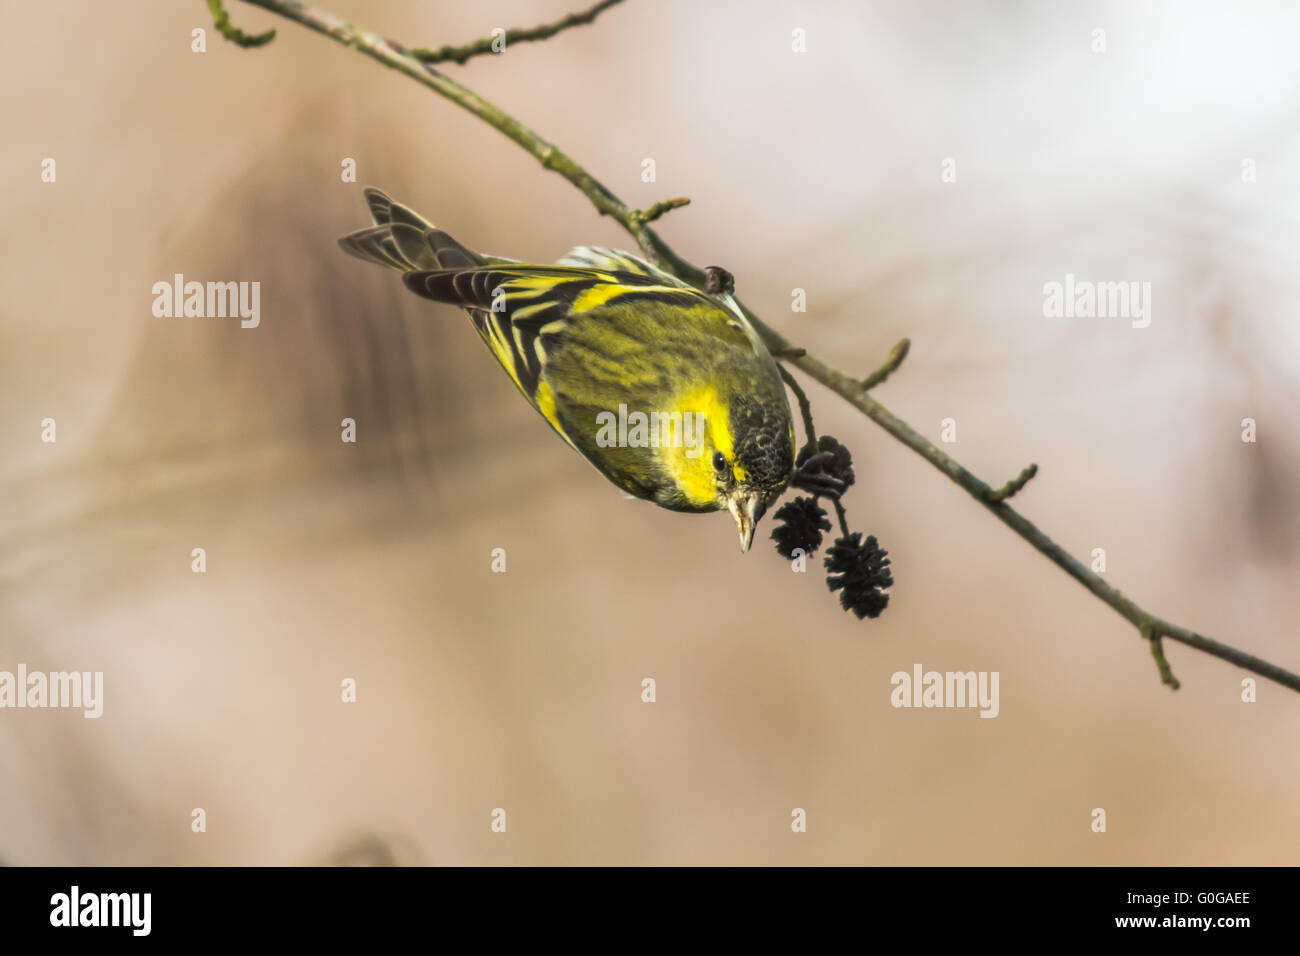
(790, 451, 847, 498)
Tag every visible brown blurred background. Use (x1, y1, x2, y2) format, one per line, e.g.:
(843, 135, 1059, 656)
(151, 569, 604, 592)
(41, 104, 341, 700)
(1, 0, 1298, 865)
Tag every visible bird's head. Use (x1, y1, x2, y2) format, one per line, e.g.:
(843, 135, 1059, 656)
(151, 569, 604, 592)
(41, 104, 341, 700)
(708, 393, 795, 552)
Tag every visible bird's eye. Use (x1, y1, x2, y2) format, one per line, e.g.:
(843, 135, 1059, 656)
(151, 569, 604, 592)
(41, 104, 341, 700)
(712, 451, 728, 473)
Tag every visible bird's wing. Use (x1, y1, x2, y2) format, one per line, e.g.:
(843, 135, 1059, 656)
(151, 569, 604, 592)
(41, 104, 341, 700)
(556, 246, 687, 287)
(401, 265, 746, 396)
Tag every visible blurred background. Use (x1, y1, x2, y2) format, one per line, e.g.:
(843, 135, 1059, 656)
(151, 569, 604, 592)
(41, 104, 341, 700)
(2, 0, 1298, 865)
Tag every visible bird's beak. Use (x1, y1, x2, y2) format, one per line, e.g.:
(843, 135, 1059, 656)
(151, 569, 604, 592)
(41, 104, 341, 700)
(727, 490, 765, 553)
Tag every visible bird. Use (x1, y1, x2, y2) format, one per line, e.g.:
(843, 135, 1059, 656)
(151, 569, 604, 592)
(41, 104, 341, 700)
(338, 188, 796, 552)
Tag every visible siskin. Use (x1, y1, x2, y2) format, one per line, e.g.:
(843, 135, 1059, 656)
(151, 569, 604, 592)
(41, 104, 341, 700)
(339, 189, 795, 551)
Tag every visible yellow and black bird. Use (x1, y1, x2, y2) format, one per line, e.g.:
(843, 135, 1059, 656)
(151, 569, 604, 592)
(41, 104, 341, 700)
(339, 188, 796, 551)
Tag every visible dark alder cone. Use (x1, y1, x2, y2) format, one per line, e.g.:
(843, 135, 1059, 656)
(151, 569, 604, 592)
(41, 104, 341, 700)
(770, 496, 832, 558)
(824, 533, 893, 619)
(796, 435, 855, 491)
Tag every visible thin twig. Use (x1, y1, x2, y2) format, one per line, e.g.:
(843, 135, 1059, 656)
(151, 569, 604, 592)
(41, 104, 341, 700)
(409, 0, 624, 65)
(831, 498, 851, 538)
(207, 0, 275, 46)
(632, 197, 691, 224)
(859, 337, 910, 391)
(1143, 623, 1182, 690)
(776, 364, 816, 448)
(227, 0, 1300, 695)
(989, 463, 1038, 503)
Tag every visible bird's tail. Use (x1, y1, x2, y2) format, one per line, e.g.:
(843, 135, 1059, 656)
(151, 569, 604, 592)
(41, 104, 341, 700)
(337, 188, 485, 273)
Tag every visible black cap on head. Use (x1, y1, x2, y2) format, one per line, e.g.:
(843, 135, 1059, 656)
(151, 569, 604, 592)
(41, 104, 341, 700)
(730, 395, 793, 491)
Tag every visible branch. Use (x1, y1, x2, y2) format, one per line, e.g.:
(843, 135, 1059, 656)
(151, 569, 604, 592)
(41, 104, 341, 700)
(776, 364, 816, 447)
(631, 196, 691, 225)
(230, 0, 1300, 695)
(859, 337, 910, 391)
(988, 463, 1038, 503)
(207, 0, 276, 47)
(409, 0, 625, 65)
(1143, 623, 1182, 691)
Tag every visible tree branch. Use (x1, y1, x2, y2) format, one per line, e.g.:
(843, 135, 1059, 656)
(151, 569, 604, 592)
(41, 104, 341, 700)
(776, 364, 816, 447)
(631, 196, 691, 225)
(207, 0, 275, 46)
(1143, 623, 1182, 691)
(225, 0, 1300, 695)
(988, 463, 1038, 503)
(860, 337, 910, 391)
(409, 0, 625, 65)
